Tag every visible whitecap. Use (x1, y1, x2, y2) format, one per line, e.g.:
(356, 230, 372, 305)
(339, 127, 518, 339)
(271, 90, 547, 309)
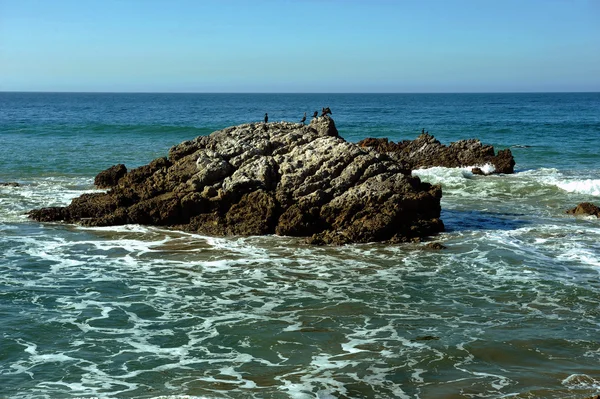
(517, 168, 600, 197)
(562, 373, 600, 390)
(556, 178, 600, 196)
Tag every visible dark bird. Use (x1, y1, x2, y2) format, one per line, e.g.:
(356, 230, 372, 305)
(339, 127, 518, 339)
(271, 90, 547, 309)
(264, 113, 268, 123)
(321, 107, 332, 117)
(421, 128, 425, 134)
(312, 111, 318, 118)
(300, 112, 306, 125)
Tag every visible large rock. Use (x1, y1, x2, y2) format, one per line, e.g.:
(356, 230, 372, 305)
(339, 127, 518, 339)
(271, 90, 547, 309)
(29, 117, 444, 245)
(358, 133, 515, 174)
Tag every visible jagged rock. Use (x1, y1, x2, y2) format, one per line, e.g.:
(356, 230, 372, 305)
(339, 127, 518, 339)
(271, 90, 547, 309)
(358, 133, 515, 174)
(0, 182, 21, 187)
(29, 117, 444, 244)
(566, 202, 600, 218)
(94, 164, 127, 188)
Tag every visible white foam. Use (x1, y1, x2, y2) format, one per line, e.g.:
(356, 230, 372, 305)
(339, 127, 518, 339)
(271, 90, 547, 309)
(471, 163, 496, 175)
(562, 373, 600, 390)
(412, 166, 469, 185)
(31, 353, 76, 363)
(517, 168, 600, 197)
(0, 176, 99, 223)
(556, 178, 600, 196)
(4, 182, 600, 399)
(413, 163, 497, 179)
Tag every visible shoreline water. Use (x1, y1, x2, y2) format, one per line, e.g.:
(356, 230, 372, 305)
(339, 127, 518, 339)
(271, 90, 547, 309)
(1, 92, 599, 398)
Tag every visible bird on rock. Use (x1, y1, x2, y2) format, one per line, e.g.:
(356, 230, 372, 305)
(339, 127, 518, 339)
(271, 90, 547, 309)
(312, 111, 318, 119)
(264, 113, 268, 123)
(321, 107, 332, 117)
(300, 112, 306, 125)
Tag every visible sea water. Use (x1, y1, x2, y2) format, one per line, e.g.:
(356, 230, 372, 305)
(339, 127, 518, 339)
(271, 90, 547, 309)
(1, 92, 599, 398)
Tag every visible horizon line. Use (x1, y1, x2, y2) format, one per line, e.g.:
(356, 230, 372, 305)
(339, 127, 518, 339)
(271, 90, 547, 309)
(1, 90, 599, 95)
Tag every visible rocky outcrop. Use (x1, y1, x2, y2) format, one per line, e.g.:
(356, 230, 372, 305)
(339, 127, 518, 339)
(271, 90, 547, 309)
(566, 202, 600, 218)
(0, 182, 21, 187)
(28, 117, 444, 245)
(94, 163, 127, 188)
(358, 133, 515, 174)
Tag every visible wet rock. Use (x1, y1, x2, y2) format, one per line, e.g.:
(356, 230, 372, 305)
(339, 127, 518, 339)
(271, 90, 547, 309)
(27, 206, 68, 222)
(94, 164, 127, 188)
(0, 182, 21, 187)
(358, 133, 515, 174)
(566, 202, 600, 218)
(29, 117, 444, 244)
(424, 242, 447, 250)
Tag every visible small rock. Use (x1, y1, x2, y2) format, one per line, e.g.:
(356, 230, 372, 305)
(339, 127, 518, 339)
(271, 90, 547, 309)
(0, 182, 20, 187)
(566, 202, 600, 218)
(424, 242, 447, 250)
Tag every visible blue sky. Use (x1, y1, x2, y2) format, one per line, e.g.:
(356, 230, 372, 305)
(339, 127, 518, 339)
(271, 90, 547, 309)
(1, 0, 599, 92)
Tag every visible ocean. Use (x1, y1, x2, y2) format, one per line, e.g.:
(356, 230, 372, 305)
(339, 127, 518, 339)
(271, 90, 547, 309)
(1, 92, 599, 399)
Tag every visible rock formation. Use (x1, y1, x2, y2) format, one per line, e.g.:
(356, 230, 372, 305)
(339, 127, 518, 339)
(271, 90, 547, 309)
(358, 133, 515, 174)
(566, 202, 600, 218)
(94, 164, 127, 189)
(29, 117, 444, 245)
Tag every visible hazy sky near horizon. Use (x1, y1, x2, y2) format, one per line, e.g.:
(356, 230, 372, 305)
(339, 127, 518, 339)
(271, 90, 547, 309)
(1, 0, 599, 93)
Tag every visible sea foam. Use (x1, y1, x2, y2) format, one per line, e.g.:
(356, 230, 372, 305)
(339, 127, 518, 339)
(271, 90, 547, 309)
(556, 178, 600, 196)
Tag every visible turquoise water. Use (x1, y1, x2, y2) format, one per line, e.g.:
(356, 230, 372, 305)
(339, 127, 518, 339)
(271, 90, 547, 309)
(1, 93, 600, 398)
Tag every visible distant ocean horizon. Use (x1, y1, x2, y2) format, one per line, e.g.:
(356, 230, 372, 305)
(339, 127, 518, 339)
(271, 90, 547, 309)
(3, 90, 600, 94)
(1, 92, 599, 398)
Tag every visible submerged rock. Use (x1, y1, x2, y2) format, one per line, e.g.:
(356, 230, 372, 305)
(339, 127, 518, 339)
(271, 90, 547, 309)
(566, 202, 600, 218)
(29, 117, 444, 245)
(424, 242, 447, 250)
(358, 133, 515, 174)
(0, 182, 21, 187)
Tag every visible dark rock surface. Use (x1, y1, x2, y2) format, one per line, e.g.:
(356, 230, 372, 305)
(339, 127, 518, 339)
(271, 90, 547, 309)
(566, 202, 600, 218)
(358, 133, 515, 175)
(28, 117, 444, 245)
(94, 163, 127, 188)
(424, 242, 447, 250)
(0, 182, 21, 187)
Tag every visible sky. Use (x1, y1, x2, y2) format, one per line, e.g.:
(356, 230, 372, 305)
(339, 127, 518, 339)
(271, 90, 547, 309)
(0, 0, 599, 93)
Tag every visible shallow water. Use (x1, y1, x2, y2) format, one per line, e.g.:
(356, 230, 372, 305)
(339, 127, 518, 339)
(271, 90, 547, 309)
(1, 93, 599, 398)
